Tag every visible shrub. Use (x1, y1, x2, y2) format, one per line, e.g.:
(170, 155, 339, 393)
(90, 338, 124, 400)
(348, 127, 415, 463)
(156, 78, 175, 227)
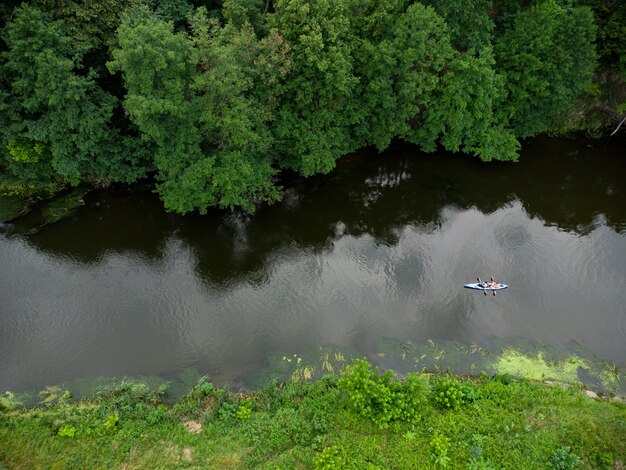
(58, 424, 76, 437)
(96, 380, 167, 419)
(467, 457, 496, 470)
(550, 446, 580, 470)
(493, 373, 514, 385)
(241, 410, 294, 465)
(315, 445, 352, 470)
(338, 359, 428, 428)
(430, 432, 451, 468)
(104, 414, 119, 429)
(432, 379, 469, 410)
(172, 376, 215, 417)
(236, 398, 253, 420)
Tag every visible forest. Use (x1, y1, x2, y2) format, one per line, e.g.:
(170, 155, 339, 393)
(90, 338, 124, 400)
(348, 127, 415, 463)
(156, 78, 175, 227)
(0, 0, 624, 213)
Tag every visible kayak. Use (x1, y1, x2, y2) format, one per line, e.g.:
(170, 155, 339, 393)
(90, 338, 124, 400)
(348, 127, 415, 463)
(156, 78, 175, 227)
(464, 282, 508, 291)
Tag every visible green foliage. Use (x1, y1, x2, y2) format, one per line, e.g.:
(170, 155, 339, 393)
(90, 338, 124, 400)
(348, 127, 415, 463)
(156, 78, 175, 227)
(104, 414, 119, 429)
(420, 0, 494, 52)
(352, 1, 456, 152)
(494, 0, 598, 138)
(430, 431, 451, 468)
(466, 433, 496, 469)
(432, 379, 473, 410)
(467, 456, 496, 470)
(152, 0, 195, 26)
(315, 445, 352, 469)
(222, 0, 266, 34)
(269, 0, 359, 176)
(0, 0, 618, 213)
(413, 46, 520, 161)
(109, 5, 285, 213)
(29, 0, 140, 51)
(0, 4, 147, 192)
(338, 359, 428, 428)
(172, 376, 215, 417)
(236, 398, 253, 420)
(578, 0, 626, 75)
(0, 368, 625, 469)
(57, 424, 77, 438)
(550, 446, 581, 470)
(38, 386, 72, 407)
(0, 392, 22, 411)
(95, 379, 167, 419)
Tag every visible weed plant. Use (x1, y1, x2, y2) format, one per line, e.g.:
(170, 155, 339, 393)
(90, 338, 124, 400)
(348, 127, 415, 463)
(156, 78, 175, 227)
(0, 359, 624, 469)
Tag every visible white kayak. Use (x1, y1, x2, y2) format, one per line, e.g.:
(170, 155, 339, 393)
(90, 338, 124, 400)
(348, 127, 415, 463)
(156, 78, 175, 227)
(464, 282, 508, 291)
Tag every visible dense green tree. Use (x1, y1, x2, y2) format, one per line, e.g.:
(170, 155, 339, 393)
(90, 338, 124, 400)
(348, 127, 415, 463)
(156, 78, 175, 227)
(575, 0, 625, 75)
(0, 0, 614, 211)
(30, 0, 141, 52)
(222, 0, 267, 35)
(0, 5, 145, 195)
(349, 1, 451, 151)
(268, 0, 360, 176)
(494, 0, 597, 138)
(109, 6, 287, 213)
(420, 0, 495, 52)
(413, 47, 519, 161)
(185, 8, 286, 211)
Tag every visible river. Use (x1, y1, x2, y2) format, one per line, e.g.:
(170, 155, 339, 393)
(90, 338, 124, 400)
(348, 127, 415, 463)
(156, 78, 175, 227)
(1, 137, 625, 392)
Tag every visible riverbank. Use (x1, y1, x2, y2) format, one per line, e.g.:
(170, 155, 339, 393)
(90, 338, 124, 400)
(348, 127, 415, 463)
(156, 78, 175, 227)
(1, 360, 624, 469)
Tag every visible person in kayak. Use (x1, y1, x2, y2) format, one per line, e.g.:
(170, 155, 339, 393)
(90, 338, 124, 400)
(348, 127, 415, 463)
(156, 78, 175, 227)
(489, 276, 497, 296)
(477, 276, 497, 295)
(477, 277, 489, 295)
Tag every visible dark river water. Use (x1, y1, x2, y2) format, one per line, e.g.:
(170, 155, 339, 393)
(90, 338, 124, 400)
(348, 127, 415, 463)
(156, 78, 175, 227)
(1, 137, 625, 392)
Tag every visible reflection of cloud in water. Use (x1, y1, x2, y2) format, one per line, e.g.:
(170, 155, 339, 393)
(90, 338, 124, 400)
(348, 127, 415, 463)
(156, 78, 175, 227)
(1, 200, 626, 392)
(360, 164, 412, 207)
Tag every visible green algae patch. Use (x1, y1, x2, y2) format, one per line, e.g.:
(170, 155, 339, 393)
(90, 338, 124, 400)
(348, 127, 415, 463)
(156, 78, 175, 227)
(493, 349, 588, 384)
(369, 337, 624, 393)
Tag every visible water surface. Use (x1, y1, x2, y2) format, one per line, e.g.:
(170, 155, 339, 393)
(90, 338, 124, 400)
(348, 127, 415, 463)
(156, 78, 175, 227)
(1, 137, 625, 391)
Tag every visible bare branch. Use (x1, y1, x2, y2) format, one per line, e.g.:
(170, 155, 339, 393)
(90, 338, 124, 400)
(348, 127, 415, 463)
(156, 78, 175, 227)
(610, 116, 626, 136)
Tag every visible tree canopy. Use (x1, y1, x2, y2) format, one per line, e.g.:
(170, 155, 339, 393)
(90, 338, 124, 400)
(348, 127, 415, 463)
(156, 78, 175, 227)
(0, 0, 615, 212)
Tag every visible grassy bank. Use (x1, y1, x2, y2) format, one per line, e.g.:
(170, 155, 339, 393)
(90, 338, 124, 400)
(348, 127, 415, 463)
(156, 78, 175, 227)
(1, 360, 624, 469)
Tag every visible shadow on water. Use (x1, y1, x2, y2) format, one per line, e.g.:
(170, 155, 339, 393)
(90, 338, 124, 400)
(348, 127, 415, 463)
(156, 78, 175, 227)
(4, 136, 625, 288)
(1, 136, 625, 392)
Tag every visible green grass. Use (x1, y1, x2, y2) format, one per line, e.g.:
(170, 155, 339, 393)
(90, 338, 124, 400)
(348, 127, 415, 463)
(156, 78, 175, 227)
(1, 365, 624, 469)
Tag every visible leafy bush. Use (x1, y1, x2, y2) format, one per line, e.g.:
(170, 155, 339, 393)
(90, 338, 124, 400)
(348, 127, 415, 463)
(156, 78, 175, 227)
(241, 410, 293, 465)
(58, 424, 77, 437)
(236, 398, 253, 420)
(550, 446, 581, 470)
(104, 414, 119, 429)
(430, 432, 451, 468)
(172, 376, 215, 417)
(96, 380, 167, 419)
(467, 457, 496, 470)
(315, 445, 353, 470)
(477, 378, 515, 407)
(493, 373, 514, 385)
(338, 359, 428, 428)
(460, 383, 477, 403)
(466, 434, 495, 470)
(432, 379, 469, 410)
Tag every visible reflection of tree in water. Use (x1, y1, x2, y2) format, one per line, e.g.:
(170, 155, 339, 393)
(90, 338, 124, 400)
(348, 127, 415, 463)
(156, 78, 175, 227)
(14, 137, 626, 287)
